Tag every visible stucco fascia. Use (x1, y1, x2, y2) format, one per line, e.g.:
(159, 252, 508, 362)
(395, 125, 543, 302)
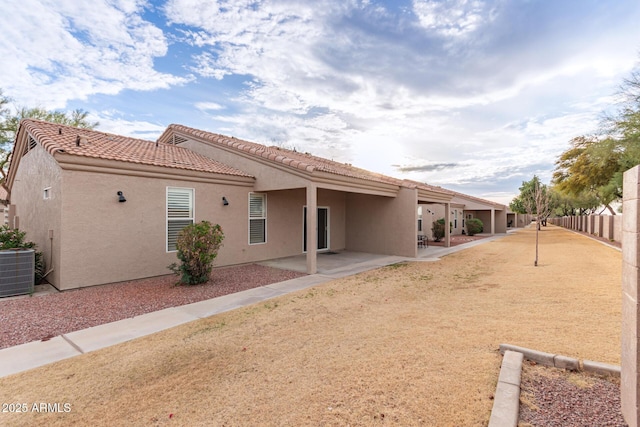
(54, 154, 255, 187)
(417, 188, 453, 204)
(452, 195, 505, 211)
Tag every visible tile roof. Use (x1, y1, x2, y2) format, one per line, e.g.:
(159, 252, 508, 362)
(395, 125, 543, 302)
(19, 119, 252, 178)
(401, 179, 454, 196)
(163, 124, 406, 187)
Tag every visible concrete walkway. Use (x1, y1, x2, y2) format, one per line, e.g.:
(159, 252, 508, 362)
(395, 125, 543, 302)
(0, 234, 508, 379)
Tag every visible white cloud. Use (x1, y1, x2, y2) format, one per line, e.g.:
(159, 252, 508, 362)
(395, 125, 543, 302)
(0, 0, 187, 109)
(412, 0, 489, 37)
(194, 102, 225, 111)
(3, 0, 638, 206)
(92, 110, 166, 141)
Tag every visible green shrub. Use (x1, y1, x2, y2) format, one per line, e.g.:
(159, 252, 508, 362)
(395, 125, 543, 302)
(432, 218, 446, 242)
(0, 225, 45, 284)
(168, 221, 225, 285)
(466, 218, 483, 236)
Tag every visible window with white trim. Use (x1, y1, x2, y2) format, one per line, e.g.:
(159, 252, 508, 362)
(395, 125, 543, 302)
(167, 187, 194, 252)
(249, 193, 266, 244)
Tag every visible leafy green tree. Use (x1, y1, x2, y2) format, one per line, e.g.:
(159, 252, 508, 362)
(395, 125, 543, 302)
(0, 90, 10, 144)
(552, 136, 622, 215)
(552, 59, 640, 214)
(548, 186, 599, 216)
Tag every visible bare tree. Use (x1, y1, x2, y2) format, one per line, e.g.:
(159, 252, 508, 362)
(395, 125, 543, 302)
(533, 181, 551, 266)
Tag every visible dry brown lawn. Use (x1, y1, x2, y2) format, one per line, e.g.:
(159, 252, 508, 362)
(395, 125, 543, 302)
(0, 225, 622, 426)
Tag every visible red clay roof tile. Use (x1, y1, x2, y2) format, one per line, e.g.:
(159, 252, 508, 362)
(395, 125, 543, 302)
(20, 119, 253, 178)
(164, 123, 408, 187)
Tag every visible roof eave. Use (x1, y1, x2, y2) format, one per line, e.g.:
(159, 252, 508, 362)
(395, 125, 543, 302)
(54, 153, 256, 186)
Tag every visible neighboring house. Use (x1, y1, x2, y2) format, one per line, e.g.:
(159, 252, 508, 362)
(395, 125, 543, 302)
(451, 191, 507, 235)
(6, 119, 457, 290)
(419, 191, 508, 237)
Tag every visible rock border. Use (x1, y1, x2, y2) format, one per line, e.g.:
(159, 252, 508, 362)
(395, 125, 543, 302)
(488, 343, 621, 427)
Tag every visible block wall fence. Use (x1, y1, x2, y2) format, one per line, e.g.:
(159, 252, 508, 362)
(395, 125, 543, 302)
(548, 213, 622, 243)
(622, 165, 640, 426)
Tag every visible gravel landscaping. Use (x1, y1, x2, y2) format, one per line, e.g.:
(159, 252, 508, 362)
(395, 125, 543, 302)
(520, 362, 626, 426)
(0, 264, 305, 349)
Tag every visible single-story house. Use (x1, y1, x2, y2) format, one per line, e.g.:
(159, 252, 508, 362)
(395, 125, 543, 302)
(418, 191, 507, 237)
(6, 119, 460, 290)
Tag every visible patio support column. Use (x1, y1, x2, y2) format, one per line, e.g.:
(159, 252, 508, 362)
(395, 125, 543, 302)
(491, 208, 496, 235)
(306, 183, 318, 274)
(444, 202, 451, 247)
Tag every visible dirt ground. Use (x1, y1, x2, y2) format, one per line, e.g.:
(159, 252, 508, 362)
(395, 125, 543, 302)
(0, 226, 622, 426)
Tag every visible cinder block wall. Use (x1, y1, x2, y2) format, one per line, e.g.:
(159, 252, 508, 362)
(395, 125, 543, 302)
(622, 165, 640, 427)
(549, 214, 622, 244)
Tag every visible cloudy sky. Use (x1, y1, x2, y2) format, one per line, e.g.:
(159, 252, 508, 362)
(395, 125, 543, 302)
(1, 0, 639, 204)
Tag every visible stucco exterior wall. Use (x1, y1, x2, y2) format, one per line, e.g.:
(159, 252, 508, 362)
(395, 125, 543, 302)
(241, 188, 345, 259)
(494, 209, 507, 233)
(345, 188, 417, 257)
(57, 169, 257, 289)
(420, 204, 463, 236)
(474, 211, 492, 233)
(10, 144, 62, 287)
(51, 175, 349, 290)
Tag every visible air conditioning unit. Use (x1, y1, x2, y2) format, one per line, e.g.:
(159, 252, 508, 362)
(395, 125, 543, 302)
(0, 249, 35, 297)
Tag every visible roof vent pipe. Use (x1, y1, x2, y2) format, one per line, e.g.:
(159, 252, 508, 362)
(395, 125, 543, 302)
(76, 135, 80, 147)
(58, 128, 62, 135)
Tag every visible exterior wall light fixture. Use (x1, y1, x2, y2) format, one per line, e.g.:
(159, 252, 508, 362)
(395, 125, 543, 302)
(117, 191, 127, 203)
(222, 196, 229, 206)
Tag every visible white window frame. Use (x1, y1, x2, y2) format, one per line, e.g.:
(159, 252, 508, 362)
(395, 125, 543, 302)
(166, 187, 195, 252)
(248, 193, 267, 245)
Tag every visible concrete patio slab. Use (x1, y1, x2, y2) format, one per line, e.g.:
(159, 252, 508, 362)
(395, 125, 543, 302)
(258, 251, 402, 274)
(321, 256, 408, 278)
(0, 336, 81, 377)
